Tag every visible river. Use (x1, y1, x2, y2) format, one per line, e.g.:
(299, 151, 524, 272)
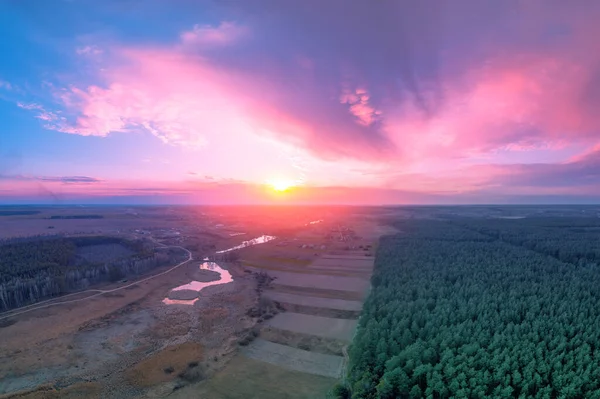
(163, 235, 275, 305)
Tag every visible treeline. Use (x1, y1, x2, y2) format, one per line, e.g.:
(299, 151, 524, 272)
(455, 217, 600, 266)
(49, 214, 104, 219)
(338, 218, 600, 398)
(0, 210, 41, 216)
(0, 236, 183, 311)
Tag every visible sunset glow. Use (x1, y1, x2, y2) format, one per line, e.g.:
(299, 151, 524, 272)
(2, 1, 600, 204)
(268, 179, 296, 192)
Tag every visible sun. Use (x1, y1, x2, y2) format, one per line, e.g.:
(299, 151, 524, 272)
(268, 178, 295, 192)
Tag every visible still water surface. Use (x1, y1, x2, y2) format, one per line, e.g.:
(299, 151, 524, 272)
(163, 235, 275, 305)
(215, 235, 276, 254)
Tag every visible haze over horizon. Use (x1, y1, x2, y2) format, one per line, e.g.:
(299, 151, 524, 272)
(2, 1, 600, 205)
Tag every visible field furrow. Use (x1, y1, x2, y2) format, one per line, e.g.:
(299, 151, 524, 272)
(265, 312, 357, 342)
(243, 338, 344, 378)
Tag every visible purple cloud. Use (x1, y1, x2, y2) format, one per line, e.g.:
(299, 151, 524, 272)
(1, 174, 103, 184)
(10, 0, 600, 201)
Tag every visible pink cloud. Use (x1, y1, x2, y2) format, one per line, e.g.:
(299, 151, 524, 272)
(17, 102, 44, 111)
(18, 102, 60, 122)
(0, 175, 436, 205)
(381, 50, 600, 174)
(35, 112, 59, 122)
(18, 102, 77, 134)
(340, 87, 381, 126)
(40, 36, 392, 160)
(17, 1, 600, 196)
(51, 51, 254, 146)
(374, 163, 510, 194)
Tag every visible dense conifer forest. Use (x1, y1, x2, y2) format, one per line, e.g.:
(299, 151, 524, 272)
(49, 214, 104, 219)
(0, 236, 182, 311)
(340, 217, 600, 398)
(0, 210, 41, 216)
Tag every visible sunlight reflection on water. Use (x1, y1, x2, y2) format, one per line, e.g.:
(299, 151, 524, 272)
(172, 262, 232, 291)
(305, 219, 323, 226)
(215, 235, 276, 254)
(162, 235, 275, 305)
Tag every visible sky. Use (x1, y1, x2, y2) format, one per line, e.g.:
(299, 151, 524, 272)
(1, 0, 600, 204)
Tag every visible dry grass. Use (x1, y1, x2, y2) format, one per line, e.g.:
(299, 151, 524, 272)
(311, 258, 374, 267)
(271, 284, 365, 301)
(265, 291, 362, 312)
(240, 244, 327, 263)
(262, 256, 312, 266)
(242, 339, 344, 378)
(241, 260, 367, 277)
(265, 312, 357, 342)
(0, 383, 101, 399)
(198, 307, 230, 334)
(267, 271, 370, 293)
(169, 353, 336, 399)
(150, 311, 192, 340)
(275, 302, 361, 319)
(126, 342, 204, 388)
(259, 326, 345, 356)
(202, 307, 230, 321)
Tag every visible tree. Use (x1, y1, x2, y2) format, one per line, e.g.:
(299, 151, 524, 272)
(343, 217, 600, 397)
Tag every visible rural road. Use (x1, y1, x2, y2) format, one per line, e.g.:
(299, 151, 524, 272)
(0, 245, 193, 321)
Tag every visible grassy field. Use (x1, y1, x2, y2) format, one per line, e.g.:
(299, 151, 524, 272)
(267, 271, 370, 293)
(320, 254, 374, 260)
(241, 261, 369, 277)
(258, 326, 346, 356)
(265, 312, 357, 341)
(127, 342, 204, 388)
(309, 257, 374, 268)
(0, 382, 102, 399)
(270, 284, 365, 301)
(265, 291, 362, 311)
(243, 338, 344, 378)
(169, 353, 337, 399)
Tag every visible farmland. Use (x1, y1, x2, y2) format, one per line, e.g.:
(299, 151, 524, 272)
(5, 205, 600, 397)
(265, 313, 358, 341)
(265, 292, 362, 311)
(243, 339, 345, 378)
(169, 355, 336, 399)
(0, 205, 384, 398)
(168, 215, 384, 398)
(266, 270, 371, 293)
